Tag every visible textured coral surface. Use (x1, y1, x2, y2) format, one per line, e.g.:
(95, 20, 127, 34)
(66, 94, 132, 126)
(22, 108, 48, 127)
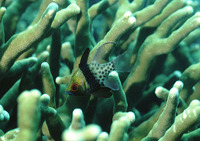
(0, 0, 200, 141)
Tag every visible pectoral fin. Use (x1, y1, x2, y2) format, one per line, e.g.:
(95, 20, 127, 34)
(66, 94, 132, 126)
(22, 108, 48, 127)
(103, 72, 120, 90)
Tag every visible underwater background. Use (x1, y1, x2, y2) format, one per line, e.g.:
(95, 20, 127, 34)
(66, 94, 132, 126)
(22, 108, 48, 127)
(0, 0, 200, 140)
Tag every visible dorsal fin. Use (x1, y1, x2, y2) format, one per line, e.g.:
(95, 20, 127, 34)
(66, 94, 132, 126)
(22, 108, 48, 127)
(79, 48, 90, 68)
(91, 41, 116, 64)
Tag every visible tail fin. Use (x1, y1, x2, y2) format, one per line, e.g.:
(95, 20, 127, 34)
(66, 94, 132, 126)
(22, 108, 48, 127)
(112, 49, 132, 72)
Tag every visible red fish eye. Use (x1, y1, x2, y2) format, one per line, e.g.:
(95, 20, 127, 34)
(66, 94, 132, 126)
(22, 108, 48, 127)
(71, 83, 78, 92)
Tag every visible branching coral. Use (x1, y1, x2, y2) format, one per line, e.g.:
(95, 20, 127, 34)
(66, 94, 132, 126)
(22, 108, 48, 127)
(0, 0, 200, 141)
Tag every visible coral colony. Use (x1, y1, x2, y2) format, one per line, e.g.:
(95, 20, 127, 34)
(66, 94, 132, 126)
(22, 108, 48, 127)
(0, 0, 200, 140)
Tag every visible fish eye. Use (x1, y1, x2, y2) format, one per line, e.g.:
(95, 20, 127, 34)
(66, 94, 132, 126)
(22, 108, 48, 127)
(71, 83, 78, 92)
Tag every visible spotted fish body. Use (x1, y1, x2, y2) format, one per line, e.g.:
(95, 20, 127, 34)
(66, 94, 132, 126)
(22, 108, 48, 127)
(89, 62, 115, 87)
(78, 48, 122, 94)
(66, 44, 131, 97)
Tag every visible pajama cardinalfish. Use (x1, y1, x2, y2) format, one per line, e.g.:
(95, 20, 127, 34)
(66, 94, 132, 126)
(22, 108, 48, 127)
(66, 43, 131, 97)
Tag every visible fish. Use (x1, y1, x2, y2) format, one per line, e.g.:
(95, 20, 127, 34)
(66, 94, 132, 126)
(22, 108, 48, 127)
(66, 42, 131, 97)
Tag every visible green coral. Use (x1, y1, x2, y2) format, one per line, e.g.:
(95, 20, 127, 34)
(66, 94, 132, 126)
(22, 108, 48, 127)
(0, 0, 200, 141)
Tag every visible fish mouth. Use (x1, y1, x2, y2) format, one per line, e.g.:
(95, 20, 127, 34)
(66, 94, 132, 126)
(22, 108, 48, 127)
(66, 91, 74, 96)
(66, 91, 90, 97)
